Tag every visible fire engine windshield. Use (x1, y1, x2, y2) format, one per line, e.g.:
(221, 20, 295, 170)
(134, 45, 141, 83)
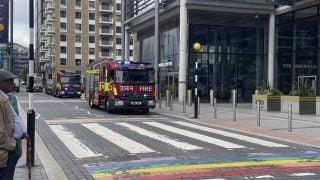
(116, 69, 154, 84)
(61, 75, 81, 83)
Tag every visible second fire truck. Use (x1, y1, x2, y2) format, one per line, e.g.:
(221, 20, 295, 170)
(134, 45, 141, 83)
(86, 59, 156, 113)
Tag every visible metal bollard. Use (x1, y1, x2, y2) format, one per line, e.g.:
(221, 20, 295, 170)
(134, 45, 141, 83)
(257, 100, 261, 127)
(210, 89, 214, 106)
(170, 94, 173, 111)
(214, 98, 217, 119)
(187, 89, 192, 107)
(232, 89, 237, 122)
(288, 104, 292, 132)
(198, 96, 200, 115)
(183, 96, 186, 113)
(159, 95, 161, 109)
(166, 90, 170, 107)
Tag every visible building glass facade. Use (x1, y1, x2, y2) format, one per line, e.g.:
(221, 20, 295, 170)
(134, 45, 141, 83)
(276, 4, 319, 95)
(188, 24, 265, 102)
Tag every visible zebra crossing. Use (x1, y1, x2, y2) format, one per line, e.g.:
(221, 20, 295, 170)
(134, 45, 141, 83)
(48, 120, 290, 159)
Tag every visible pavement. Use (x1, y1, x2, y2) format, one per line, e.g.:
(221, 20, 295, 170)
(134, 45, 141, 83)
(13, 99, 320, 180)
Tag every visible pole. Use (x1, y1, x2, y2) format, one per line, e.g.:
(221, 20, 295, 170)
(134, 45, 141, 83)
(232, 89, 236, 122)
(154, 0, 160, 102)
(194, 55, 198, 118)
(27, 0, 35, 166)
(257, 100, 261, 127)
(121, 0, 125, 60)
(288, 104, 292, 132)
(10, 0, 13, 72)
(214, 98, 217, 119)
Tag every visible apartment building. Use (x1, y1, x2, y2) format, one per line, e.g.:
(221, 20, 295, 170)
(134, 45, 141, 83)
(36, 0, 133, 85)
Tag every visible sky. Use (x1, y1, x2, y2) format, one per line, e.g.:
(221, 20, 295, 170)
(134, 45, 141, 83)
(13, 0, 29, 47)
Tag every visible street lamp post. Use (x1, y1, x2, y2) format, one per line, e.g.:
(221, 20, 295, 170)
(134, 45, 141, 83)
(193, 42, 201, 118)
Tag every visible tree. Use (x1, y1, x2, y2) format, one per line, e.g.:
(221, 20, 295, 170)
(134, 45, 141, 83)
(20, 67, 28, 82)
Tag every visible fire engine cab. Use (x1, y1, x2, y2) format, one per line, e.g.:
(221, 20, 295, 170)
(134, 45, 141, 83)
(86, 59, 156, 113)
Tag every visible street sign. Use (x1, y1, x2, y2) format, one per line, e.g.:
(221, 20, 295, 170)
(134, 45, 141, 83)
(0, 0, 9, 44)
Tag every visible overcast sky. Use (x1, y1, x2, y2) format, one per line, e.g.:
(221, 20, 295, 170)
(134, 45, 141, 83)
(13, 0, 29, 47)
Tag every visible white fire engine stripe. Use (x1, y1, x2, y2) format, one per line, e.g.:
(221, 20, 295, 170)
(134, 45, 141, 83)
(173, 121, 289, 148)
(82, 123, 155, 154)
(49, 125, 101, 158)
(117, 123, 203, 150)
(144, 122, 245, 149)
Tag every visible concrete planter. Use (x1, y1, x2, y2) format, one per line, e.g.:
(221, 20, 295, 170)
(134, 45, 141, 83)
(281, 96, 316, 115)
(252, 95, 281, 111)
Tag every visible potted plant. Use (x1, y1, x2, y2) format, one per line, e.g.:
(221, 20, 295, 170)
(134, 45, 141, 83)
(252, 82, 282, 111)
(281, 77, 316, 115)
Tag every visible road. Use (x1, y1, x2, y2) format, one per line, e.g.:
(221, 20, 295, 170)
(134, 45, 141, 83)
(16, 90, 320, 180)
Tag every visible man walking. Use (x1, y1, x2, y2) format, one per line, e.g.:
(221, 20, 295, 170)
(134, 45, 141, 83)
(0, 69, 27, 180)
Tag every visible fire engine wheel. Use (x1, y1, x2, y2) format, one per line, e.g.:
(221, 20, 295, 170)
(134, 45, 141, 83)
(142, 109, 149, 114)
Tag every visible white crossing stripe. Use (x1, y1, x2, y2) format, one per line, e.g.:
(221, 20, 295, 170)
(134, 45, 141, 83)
(144, 122, 245, 149)
(117, 122, 203, 150)
(290, 173, 316, 177)
(82, 123, 155, 154)
(49, 125, 102, 159)
(173, 121, 289, 148)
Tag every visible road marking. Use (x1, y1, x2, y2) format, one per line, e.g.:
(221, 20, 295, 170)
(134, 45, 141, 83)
(173, 121, 288, 148)
(144, 122, 245, 149)
(82, 123, 155, 154)
(117, 122, 203, 150)
(255, 175, 274, 179)
(49, 125, 101, 159)
(290, 172, 316, 176)
(45, 117, 168, 124)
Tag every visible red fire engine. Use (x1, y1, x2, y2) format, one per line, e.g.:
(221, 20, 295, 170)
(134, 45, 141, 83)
(53, 71, 82, 98)
(86, 59, 156, 113)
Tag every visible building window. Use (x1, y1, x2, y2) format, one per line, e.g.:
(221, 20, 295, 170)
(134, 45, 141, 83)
(60, 10, 66, 18)
(89, 13, 95, 20)
(75, 23, 81, 31)
(60, 0, 66, 6)
(116, 15, 121, 22)
(75, 12, 81, 19)
(75, 59, 81, 66)
(89, 25, 95, 32)
(60, 22, 66, 30)
(60, 34, 67, 42)
(75, 0, 81, 7)
(116, 26, 121, 33)
(89, 36, 95, 43)
(89, 48, 95, 55)
(130, 38, 133, 45)
(89, 1, 95, 8)
(60, 58, 66, 65)
(60, 46, 66, 54)
(116, 49, 122, 56)
(130, 50, 133, 56)
(75, 47, 81, 54)
(75, 70, 81, 75)
(89, 59, 94, 64)
(75, 34, 81, 42)
(116, 38, 121, 45)
(116, 4, 121, 11)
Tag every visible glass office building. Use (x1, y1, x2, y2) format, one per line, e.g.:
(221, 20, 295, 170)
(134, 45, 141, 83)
(123, 0, 312, 103)
(276, 1, 320, 95)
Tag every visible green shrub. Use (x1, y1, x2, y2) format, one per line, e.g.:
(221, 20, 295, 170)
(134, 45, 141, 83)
(289, 77, 314, 96)
(258, 82, 282, 96)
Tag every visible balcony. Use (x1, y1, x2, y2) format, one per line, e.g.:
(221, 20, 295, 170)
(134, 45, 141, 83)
(100, 5, 113, 12)
(100, 52, 113, 58)
(100, 17, 113, 24)
(100, 40, 113, 47)
(100, 29, 113, 35)
(46, 1, 54, 11)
